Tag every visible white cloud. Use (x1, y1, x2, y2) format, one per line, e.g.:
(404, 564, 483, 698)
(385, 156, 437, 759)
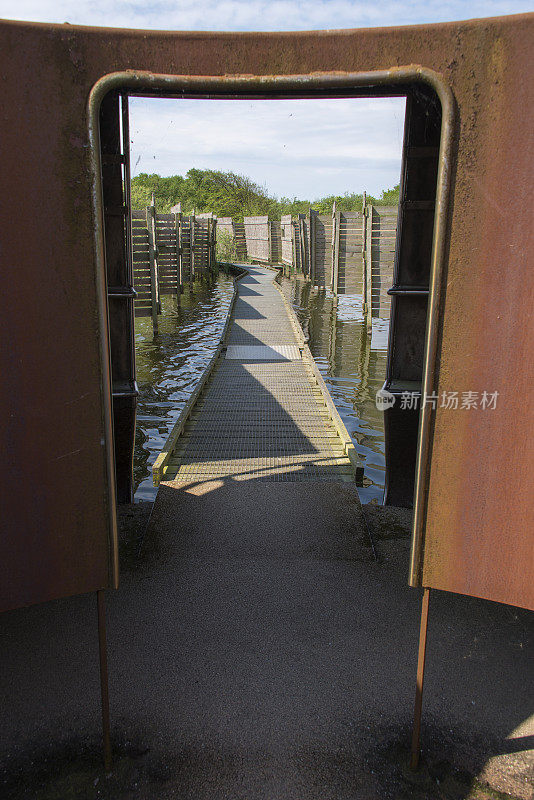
(0, 0, 532, 30)
(3, 1, 529, 198)
(129, 96, 406, 197)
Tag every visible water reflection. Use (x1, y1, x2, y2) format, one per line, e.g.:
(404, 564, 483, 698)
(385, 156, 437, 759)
(278, 277, 389, 504)
(134, 276, 234, 500)
(133, 272, 388, 504)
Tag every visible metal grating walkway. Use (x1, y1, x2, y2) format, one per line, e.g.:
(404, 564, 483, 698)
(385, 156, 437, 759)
(161, 266, 355, 483)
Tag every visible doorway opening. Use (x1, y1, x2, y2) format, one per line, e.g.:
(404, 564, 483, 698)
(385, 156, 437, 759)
(92, 71, 451, 516)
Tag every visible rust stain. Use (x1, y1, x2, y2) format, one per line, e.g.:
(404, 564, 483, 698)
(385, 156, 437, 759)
(0, 14, 533, 610)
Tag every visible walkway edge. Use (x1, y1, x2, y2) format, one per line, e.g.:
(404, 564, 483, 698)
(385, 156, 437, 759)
(271, 271, 359, 471)
(152, 265, 248, 486)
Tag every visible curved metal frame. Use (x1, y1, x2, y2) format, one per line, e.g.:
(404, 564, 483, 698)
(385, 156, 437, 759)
(87, 68, 455, 589)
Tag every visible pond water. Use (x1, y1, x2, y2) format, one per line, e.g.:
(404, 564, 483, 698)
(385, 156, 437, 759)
(278, 277, 389, 504)
(134, 276, 234, 500)
(134, 271, 389, 504)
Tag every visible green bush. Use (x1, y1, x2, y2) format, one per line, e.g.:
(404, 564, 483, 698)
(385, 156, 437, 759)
(131, 169, 399, 219)
(216, 230, 236, 263)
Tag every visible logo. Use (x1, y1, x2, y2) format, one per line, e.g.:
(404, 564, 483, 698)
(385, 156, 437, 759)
(375, 388, 395, 410)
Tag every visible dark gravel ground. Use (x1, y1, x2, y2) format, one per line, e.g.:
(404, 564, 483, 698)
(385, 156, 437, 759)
(1, 486, 532, 800)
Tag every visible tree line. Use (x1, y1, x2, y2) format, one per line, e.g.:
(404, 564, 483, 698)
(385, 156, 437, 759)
(131, 168, 399, 220)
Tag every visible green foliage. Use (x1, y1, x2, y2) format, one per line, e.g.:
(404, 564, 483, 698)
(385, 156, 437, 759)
(131, 169, 399, 218)
(130, 173, 185, 212)
(376, 183, 400, 205)
(216, 230, 237, 262)
(308, 193, 365, 214)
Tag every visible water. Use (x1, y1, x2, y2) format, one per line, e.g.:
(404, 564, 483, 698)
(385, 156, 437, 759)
(278, 277, 389, 504)
(134, 276, 234, 500)
(134, 272, 389, 504)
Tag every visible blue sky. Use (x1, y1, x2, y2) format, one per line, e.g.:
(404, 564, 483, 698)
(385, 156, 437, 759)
(2, 1, 531, 198)
(128, 96, 407, 199)
(0, 0, 531, 30)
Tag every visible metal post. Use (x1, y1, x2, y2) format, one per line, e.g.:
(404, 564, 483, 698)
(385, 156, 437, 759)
(410, 587, 430, 770)
(97, 590, 112, 772)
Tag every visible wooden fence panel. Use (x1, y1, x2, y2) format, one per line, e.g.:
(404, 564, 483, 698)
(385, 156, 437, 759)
(243, 216, 270, 262)
(132, 206, 397, 312)
(293, 213, 308, 276)
(270, 220, 282, 263)
(217, 217, 246, 261)
(216, 217, 234, 237)
(293, 219, 301, 273)
(233, 221, 247, 261)
(371, 205, 398, 319)
(337, 211, 364, 295)
(195, 216, 211, 277)
(155, 213, 178, 294)
(302, 215, 311, 278)
(131, 210, 152, 317)
(280, 214, 293, 267)
(180, 216, 193, 285)
(312, 214, 333, 288)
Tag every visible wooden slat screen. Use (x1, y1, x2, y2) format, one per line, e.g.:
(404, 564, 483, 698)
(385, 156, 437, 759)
(132, 210, 152, 317)
(280, 215, 293, 267)
(243, 216, 270, 262)
(270, 220, 282, 264)
(337, 211, 364, 295)
(155, 213, 178, 294)
(312, 214, 333, 288)
(371, 205, 398, 320)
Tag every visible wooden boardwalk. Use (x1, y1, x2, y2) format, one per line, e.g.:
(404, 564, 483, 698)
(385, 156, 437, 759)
(153, 265, 357, 484)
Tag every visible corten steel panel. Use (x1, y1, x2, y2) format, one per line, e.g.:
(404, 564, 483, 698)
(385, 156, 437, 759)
(0, 15, 532, 611)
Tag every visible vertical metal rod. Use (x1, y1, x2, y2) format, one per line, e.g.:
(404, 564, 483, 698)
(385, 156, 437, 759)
(410, 587, 430, 770)
(97, 590, 112, 772)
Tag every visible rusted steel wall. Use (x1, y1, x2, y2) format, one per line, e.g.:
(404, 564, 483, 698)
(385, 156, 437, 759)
(0, 15, 533, 611)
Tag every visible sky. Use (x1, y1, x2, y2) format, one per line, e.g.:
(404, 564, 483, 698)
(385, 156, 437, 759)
(128, 97, 406, 199)
(2, 0, 532, 199)
(0, 0, 531, 31)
